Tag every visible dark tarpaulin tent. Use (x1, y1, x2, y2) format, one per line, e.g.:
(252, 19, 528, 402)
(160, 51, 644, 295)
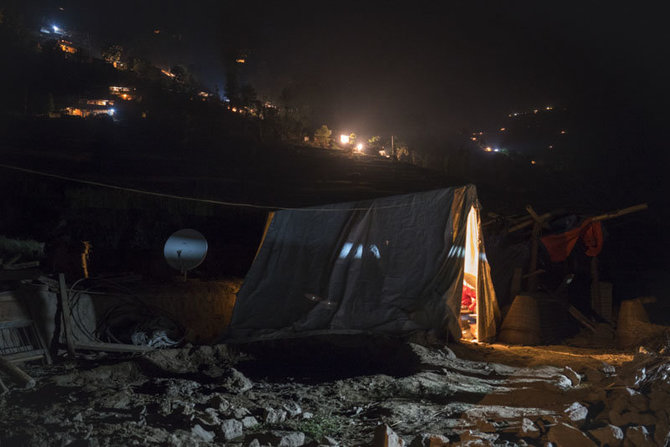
(228, 185, 500, 342)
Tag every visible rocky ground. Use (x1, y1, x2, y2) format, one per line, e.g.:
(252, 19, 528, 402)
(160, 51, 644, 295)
(0, 338, 669, 447)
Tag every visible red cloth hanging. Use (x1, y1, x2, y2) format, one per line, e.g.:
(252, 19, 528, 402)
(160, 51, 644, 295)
(541, 219, 603, 262)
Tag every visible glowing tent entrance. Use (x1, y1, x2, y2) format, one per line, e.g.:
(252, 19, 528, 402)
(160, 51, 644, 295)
(461, 206, 480, 341)
(228, 185, 500, 342)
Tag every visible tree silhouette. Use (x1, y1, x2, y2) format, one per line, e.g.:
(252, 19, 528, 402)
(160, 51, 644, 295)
(314, 125, 332, 147)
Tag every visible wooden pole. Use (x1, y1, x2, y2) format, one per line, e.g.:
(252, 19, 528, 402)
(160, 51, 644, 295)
(508, 212, 552, 233)
(528, 221, 541, 291)
(58, 273, 76, 357)
(0, 355, 36, 389)
(525, 205, 549, 292)
(591, 203, 648, 222)
(590, 256, 600, 316)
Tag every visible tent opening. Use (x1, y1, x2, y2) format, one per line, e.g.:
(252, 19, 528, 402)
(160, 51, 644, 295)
(460, 206, 479, 341)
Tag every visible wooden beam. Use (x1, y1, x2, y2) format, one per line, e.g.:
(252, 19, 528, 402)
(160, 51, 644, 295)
(508, 212, 551, 233)
(3, 350, 48, 363)
(58, 273, 76, 357)
(527, 221, 542, 291)
(0, 355, 35, 389)
(3, 261, 40, 270)
(74, 342, 154, 353)
(568, 305, 596, 333)
(591, 203, 648, 222)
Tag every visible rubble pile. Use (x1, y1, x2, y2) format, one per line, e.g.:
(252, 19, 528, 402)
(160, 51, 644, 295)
(0, 341, 668, 446)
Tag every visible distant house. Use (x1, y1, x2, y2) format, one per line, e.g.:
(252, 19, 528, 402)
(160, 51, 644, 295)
(61, 99, 116, 118)
(58, 40, 77, 54)
(161, 69, 176, 79)
(109, 86, 136, 101)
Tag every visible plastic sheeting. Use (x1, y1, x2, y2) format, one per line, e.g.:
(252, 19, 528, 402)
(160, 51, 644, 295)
(228, 185, 500, 341)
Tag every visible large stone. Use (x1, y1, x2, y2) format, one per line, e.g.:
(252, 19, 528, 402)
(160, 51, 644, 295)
(409, 433, 450, 447)
(601, 362, 616, 376)
(564, 402, 589, 424)
(248, 431, 305, 447)
(554, 374, 574, 391)
(625, 388, 650, 412)
(277, 432, 305, 447)
(220, 418, 243, 441)
(98, 391, 133, 410)
(584, 367, 605, 384)
(624, 426, 652, 447)
(458, 429, 499, 445)
(233, 406, 251, 419)
(196, 408, 221, 426)
(563, 366, 582, 387)
(222, 367, 253, 393)
(207, 395, 231, 414)
(191, 424, 215, 443)
(547, 422, 596, 447)
(283, 401, 302, 417)
(372, 424, 406, 447)
(518, 418, 540, 439)
(242, 416, 259, 428)
(265, 407, 288, 424)
(588, 424, 624, 447)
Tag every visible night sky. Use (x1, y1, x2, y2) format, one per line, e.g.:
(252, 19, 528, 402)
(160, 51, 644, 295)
(18, 1, 670, 141)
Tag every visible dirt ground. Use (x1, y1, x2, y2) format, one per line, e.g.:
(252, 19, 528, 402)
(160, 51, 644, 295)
(1, 335, 668, 447)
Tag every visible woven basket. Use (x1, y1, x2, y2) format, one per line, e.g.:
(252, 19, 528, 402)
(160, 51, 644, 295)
(616, 298, 665, 349)
(498, 295, 542, 345)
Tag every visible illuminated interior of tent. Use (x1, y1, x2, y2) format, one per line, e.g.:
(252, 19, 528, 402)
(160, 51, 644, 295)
(461, 205, 479, 341)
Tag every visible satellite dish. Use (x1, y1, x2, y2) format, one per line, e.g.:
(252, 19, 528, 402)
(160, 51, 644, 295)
(163, 229, 208, 277)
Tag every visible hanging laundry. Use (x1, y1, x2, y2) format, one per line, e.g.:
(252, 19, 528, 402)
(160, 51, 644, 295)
(541, 218, 603, 262)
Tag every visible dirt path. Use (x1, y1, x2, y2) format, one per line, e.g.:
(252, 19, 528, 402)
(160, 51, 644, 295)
(0, 341, 667, 446)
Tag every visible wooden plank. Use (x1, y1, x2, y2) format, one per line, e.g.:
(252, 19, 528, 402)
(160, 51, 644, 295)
(3, 349, 47, 363)
(568, 305, 596, 332)
(592, 203, 648, 222)
(3, 261, 40, 270)
(507, 212, 551, 233)
(58, 273, 76, 357)
(29, 322, 52, 365)
(74, 342, 154, 353)
(2, 254, 21, 268)
(0, 355, 35, 389)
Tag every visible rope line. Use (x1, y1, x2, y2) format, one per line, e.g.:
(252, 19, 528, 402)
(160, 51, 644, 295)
(0, 162, 424, 212)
